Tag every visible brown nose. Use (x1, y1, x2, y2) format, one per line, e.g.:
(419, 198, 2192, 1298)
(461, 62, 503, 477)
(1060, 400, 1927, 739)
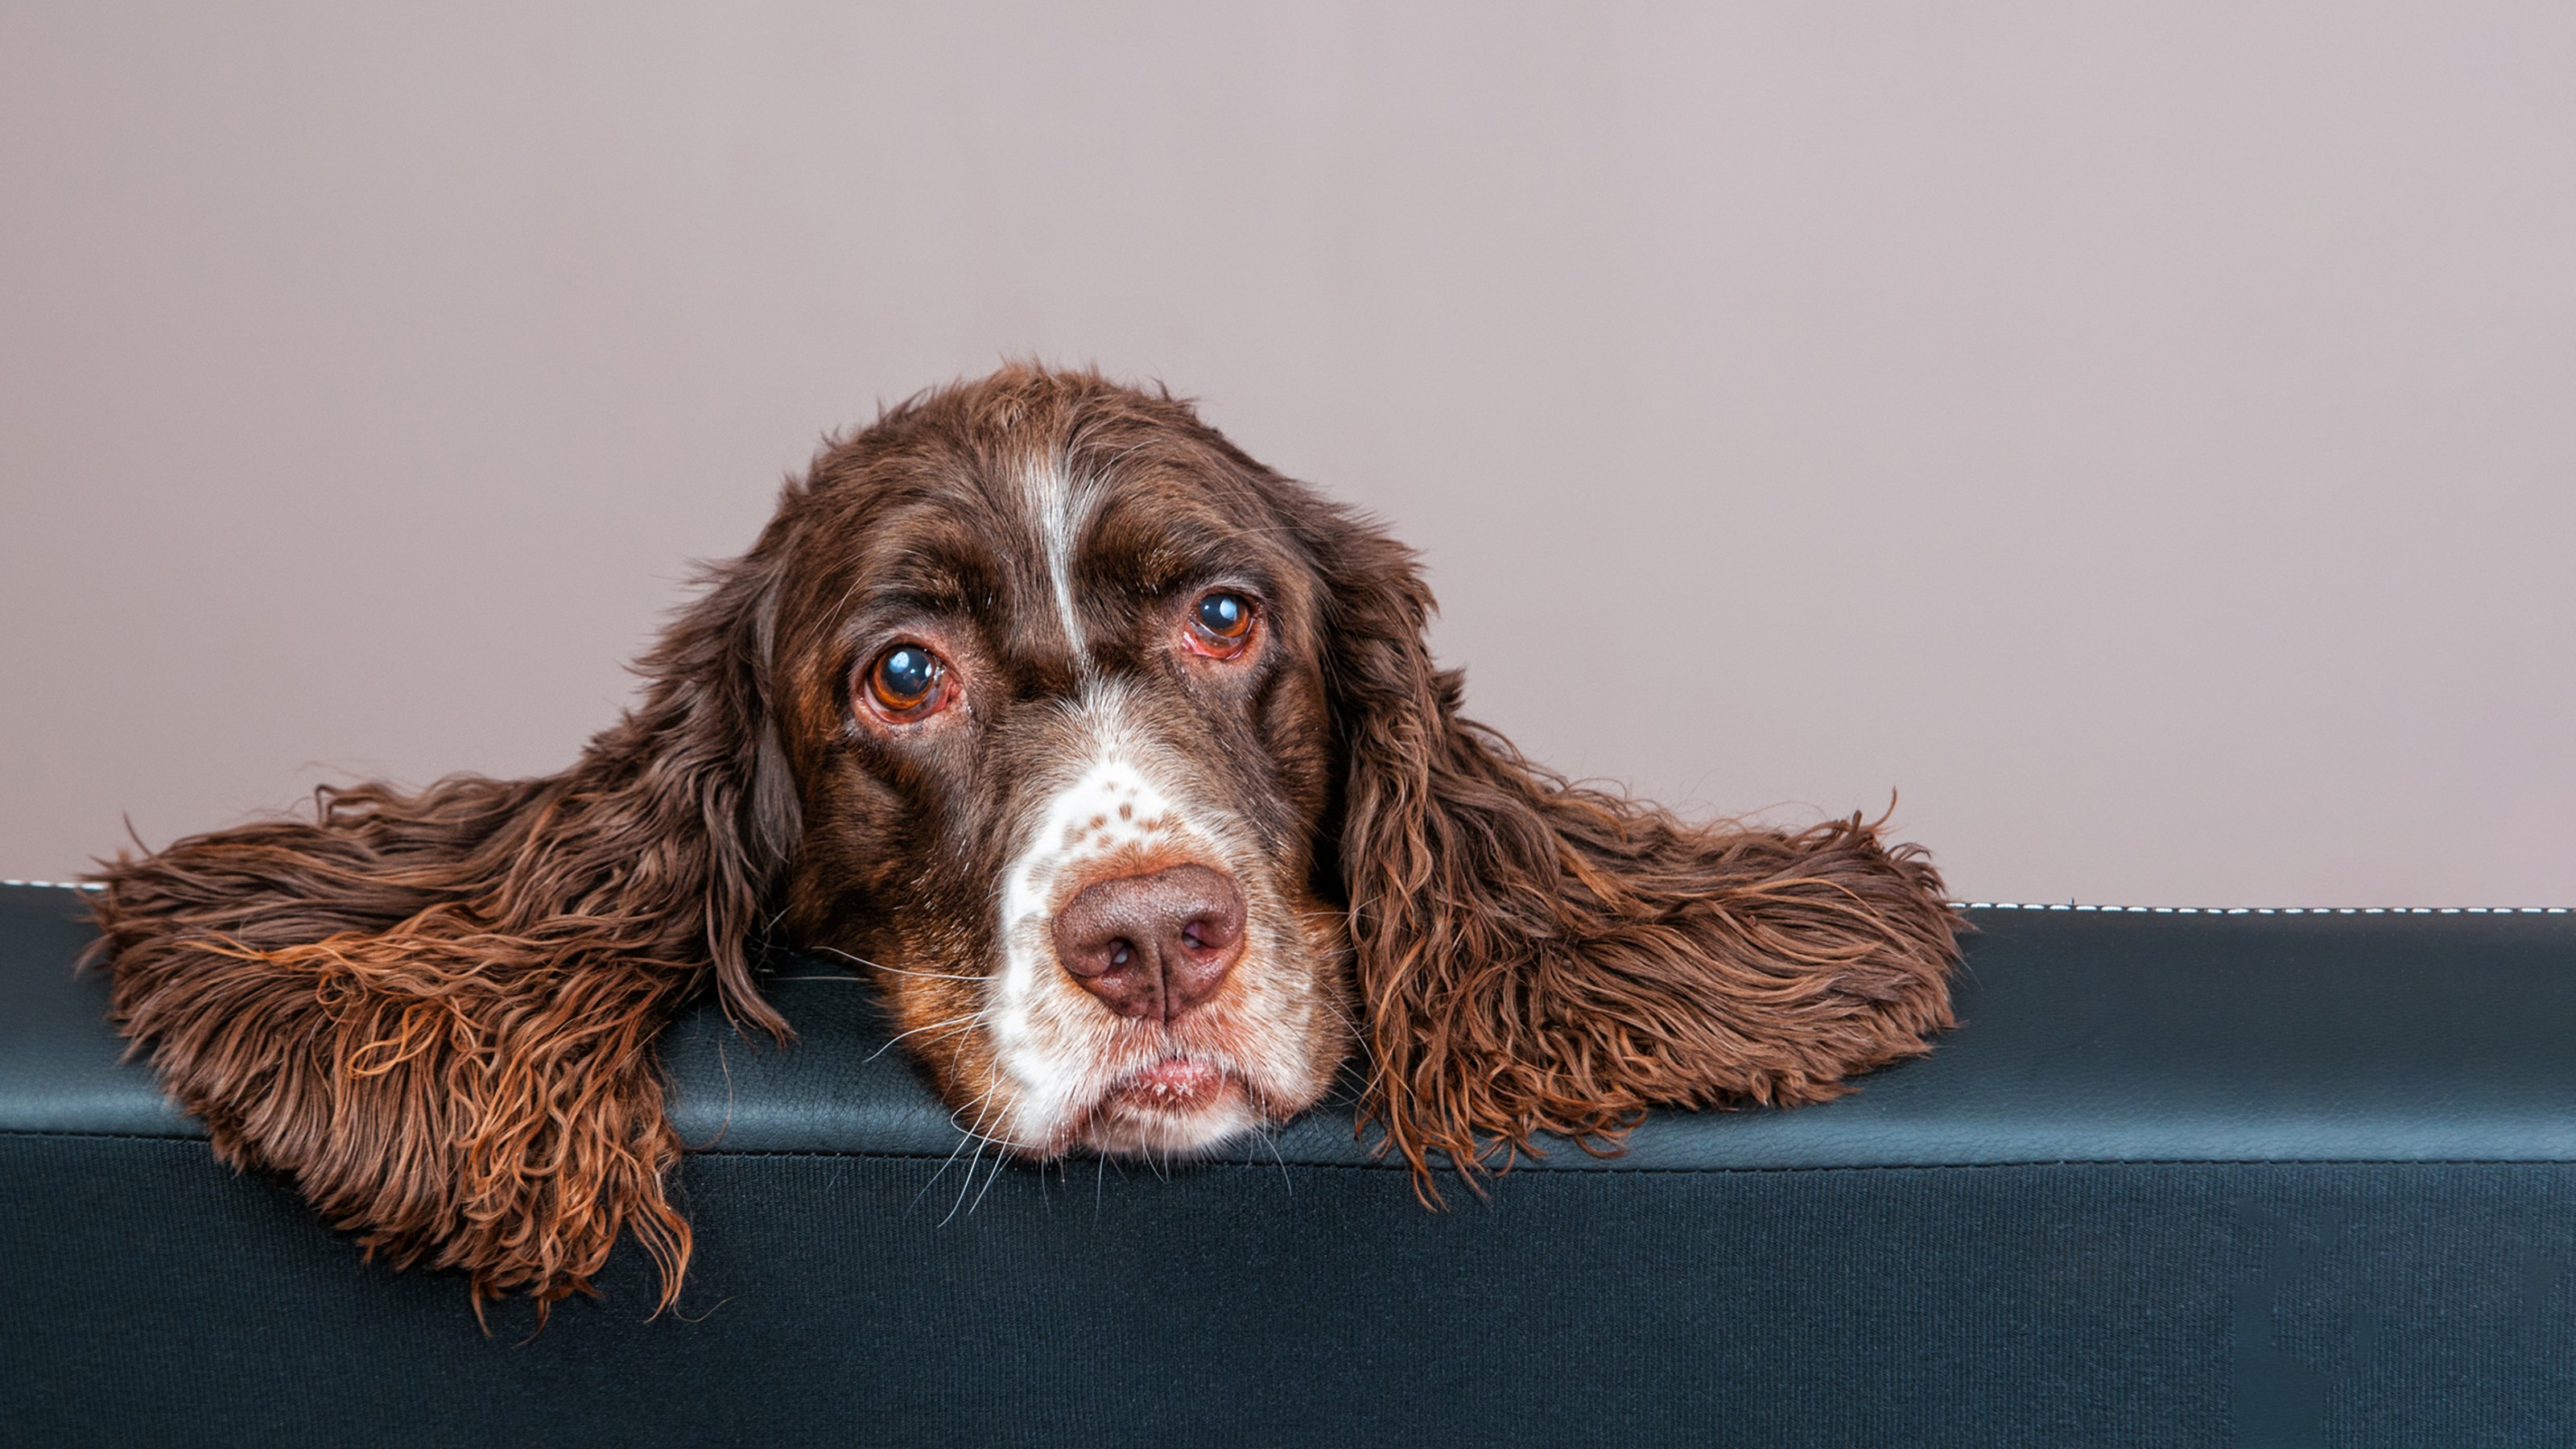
(1051, 864, 1246, 1022)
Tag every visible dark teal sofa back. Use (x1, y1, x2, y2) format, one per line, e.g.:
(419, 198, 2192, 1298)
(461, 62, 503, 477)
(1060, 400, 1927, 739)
(6, 881, 2574, 1446)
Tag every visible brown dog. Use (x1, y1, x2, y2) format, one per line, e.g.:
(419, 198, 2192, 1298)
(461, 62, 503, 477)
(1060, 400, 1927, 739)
(91, 366, 1959, 1314)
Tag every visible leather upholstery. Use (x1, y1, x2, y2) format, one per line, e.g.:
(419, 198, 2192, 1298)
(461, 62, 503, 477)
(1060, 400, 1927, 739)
(6, 881, 2573, 1445)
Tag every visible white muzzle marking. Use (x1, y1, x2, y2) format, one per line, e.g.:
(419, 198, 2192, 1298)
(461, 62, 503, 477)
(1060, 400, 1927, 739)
(990, 688, 1235, 1146)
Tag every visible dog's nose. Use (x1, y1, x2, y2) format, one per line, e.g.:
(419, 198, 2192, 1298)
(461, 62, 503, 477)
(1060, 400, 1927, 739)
(1051, 864, 1246, 1022)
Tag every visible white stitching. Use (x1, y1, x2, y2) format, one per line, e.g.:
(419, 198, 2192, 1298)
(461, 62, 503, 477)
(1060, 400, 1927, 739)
(0, 877, 2562, 914)
(1955, 902, 2570, 914)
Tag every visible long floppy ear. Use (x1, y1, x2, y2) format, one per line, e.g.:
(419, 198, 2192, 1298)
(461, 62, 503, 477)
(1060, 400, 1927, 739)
(87, 542, 800, 1318)
(1299, 503, 1960, 1199)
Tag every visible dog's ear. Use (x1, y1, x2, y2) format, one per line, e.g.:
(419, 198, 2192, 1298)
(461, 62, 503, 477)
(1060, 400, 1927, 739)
(1295, 501, 1961, 1199)
(89, 536, 802, 1319)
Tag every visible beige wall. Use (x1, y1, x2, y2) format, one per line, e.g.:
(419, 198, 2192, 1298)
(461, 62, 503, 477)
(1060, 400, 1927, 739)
(4, 3, 2570, 905)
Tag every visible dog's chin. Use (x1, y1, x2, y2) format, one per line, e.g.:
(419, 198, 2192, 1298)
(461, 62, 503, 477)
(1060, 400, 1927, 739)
(1068, 1055, 1267, 1158)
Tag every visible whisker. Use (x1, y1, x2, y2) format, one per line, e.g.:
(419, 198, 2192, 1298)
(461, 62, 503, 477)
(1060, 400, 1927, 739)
(1256, 1123, 1295, 1196)
(940, 1092, 1005, 1226)
(914, 1084, 999, 1212)
(967, 1141, 1009, 1216)
(864, 1010, 988, 1063)
(945, 1139, 988, 1225)
(808, 944, 989, 982)
(942, 1099, 1039, 1155)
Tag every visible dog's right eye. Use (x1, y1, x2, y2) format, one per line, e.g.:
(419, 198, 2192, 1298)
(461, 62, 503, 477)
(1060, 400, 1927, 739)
(1183, 588, 1258, 660)
(863, 644, 952, 721)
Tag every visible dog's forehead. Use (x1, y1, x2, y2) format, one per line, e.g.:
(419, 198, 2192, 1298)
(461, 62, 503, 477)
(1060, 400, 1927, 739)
(791, 428, 1299, 665)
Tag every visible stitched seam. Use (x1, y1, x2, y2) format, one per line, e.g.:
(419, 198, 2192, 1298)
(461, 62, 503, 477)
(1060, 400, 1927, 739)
(10, 877, 2567, 914)
(12, 1131, 2571, 1174)
(0, 1128, 208, 1143)
(1957, 901, 2571, 915)
(677, 1149, 2576, 1171)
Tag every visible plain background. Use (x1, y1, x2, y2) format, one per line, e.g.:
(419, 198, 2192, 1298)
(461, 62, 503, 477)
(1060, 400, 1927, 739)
(2, 3, 2569, 905)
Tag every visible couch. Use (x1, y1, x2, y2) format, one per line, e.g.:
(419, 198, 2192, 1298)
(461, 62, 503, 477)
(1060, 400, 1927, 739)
(6, 879, 2571, 1446)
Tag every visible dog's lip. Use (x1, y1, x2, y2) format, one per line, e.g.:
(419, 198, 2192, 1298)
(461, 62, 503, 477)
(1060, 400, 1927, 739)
(1102, 1053, 1232, 1113)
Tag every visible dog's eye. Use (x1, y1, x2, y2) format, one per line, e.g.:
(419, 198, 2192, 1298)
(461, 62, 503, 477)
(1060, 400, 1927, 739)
(863, 643, 952, 720)
(1185, 590, 1256, 658)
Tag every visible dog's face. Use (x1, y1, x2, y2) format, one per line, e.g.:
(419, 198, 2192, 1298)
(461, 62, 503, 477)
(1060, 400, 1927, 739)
(759, 378, 1356, 1160)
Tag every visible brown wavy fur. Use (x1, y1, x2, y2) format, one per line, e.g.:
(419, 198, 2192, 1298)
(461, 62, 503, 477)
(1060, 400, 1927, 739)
(87, 365, 1959, 1312)
(1296, 494, 1960, 1198)
(89, 541, 798, 1319)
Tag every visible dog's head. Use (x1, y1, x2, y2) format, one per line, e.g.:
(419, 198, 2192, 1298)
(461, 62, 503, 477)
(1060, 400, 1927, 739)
(96, 365, 1959, 1312)
(754, 369, 1361, 1158)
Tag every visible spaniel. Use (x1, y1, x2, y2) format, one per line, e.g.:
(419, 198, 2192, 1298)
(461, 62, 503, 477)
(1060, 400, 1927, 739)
(90, 366, 1959, 1315)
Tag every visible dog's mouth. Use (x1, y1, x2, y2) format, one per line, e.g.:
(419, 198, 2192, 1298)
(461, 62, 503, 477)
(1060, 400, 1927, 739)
(1059, 1051, 1261, 1158)
(1106, 1053, 1230, 1113)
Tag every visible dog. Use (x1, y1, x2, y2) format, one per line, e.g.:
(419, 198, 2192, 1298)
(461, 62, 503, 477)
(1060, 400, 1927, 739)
(89, 365, 1960, 1314)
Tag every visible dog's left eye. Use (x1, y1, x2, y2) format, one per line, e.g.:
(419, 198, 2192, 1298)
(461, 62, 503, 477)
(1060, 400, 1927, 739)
(1184, 590, 1256, 658)
(862, 643, 952, 721)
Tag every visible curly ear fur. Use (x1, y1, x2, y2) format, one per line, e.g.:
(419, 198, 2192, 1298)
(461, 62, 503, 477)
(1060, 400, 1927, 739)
(1302, 504, 1963, 1199)
(87, 546, 799, 1317)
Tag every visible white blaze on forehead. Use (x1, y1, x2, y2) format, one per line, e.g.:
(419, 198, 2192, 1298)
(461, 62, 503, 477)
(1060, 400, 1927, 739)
(1020, 453, 1093, 654)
